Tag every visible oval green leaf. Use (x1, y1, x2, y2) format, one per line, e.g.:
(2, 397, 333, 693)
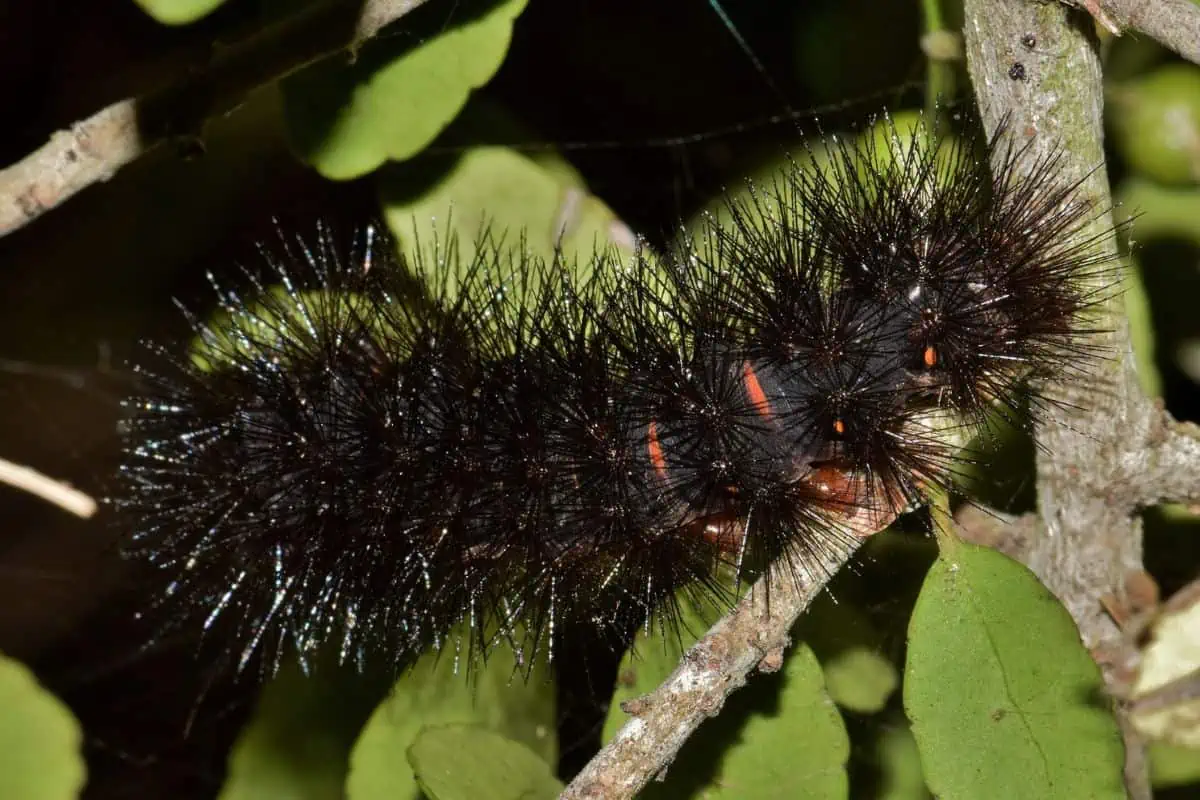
(877, 721, 930, 800)
(1116, 178, 1200, 243)
(407, 724, 562, 800)
(132, 0, 228, 25)
(820, 646, 899, 714)
(1110, 64, 1200, 186)
(603, 597, 850, 799)
(379, 144, 634, 306)
(1149, 740, 1200, 787)
(346, 641, 556, 800)
(904, 541, 1125, 799)
(380, 145, 632, 262)
(0, 652, 85, 800)
(284, 0, 529, 180)
(219, 659, 391, 800)
(794, 593, 899, 714)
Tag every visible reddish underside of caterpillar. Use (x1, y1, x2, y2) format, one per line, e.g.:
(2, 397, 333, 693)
(646, 360, 909, 554)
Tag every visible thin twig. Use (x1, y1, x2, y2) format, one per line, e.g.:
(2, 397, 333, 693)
(559, 534, 863, 800)
(0, 456, 97, 518)
(0, 0, 431, 238)
(1073, 0, 1200, 67)
(1070, 0, 1124, 34)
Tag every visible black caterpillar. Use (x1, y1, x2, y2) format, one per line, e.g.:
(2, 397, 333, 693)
(112, 118, 1114, 677)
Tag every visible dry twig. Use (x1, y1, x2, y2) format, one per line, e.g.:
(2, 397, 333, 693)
(0, 456, 97, 518)
(559, 535, 863, 800)
(0, 0, 430, 238)
(1072, 0, 1200, 67)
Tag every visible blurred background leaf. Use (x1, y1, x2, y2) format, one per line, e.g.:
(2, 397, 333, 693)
(283, 0, 529, 179)
(0, 652, 85, 800)
(406, 725, 563, 800)
(346, 633, 556, 800)
(133, 0, 231, 26)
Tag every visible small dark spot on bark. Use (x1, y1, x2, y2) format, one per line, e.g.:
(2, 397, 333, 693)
(17, 189, 45, 218)
(1021, 33, 1036, 49)
(1009, 62, 1027, 81)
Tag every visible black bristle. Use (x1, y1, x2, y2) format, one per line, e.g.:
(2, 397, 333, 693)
(110, 113, 1119, 681)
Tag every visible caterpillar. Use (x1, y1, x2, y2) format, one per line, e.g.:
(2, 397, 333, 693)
(111, 117, 1114, 680)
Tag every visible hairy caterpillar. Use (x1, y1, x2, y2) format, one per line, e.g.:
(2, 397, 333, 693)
(111, 117, 1113, 680)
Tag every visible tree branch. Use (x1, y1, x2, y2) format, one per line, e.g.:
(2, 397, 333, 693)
(962, 2, 1198, 796)
(559, 534, 863, 800)
(967, 0, 1126, 670)
(1075, 0, 1200, 67)
(0, 456, 98, 519)
(1131, 415, 1200, 506)
(0, 0, 431, 238)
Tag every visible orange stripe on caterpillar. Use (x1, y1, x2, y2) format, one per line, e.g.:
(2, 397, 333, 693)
(741, 361, 774, 421)
(647, 419, 669, 480)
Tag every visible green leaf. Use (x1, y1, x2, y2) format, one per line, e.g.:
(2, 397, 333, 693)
(795, 593, 898, 713)
(1115, 178, 1200, 242)
(650, 646, 849, 799)
(284, 0, 529, 179)
(0, 652, 85, 800)
(876, 722, 930, 800)
(131, 0, 229, 25)
(188, 285, 366, 374)
(219, 659, 390, 800)
(1109, 64, 1200, 186)
(820, 646, 898, 713)
(346, 642, 556, 800)
(407, 725, 563, 800)
(191, 144, 634, 373)
(603, 597, 849, 799)
(904, 541, 1125, 799)
(1149, 740, 1200, 787)
(379, 144, 634, 304)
